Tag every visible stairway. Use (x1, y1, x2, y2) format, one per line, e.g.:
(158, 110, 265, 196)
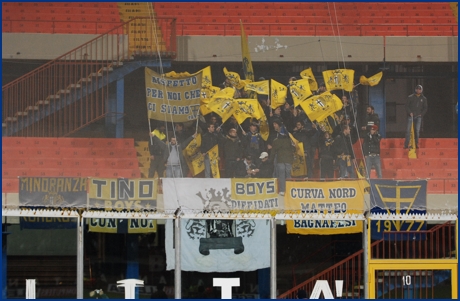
(2, 17, 175, 138)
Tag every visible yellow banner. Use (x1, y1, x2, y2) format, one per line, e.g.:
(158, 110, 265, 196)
(289, 78, 313, 107)
(359, 71, 383, 87)
(88, 178, 158, 211)
(208, 144, 220, 178)
(257, 103, 270, 141)
(231, 178, 277, 200)
(145, 67, 202, 122)
(270, 79, 287, 109)
(245, 80, 269, 95)
(408, 121, 417, 158)
(89, 218, 157, 234)
(223, 67, 247, 89)
(299, 92, 343, 122)
(240, 21, 256, 99)
(289, 134, 307, 177)
(231, 178, 279, 212)
(183, 134, 205, 176)
(323, 69, 355, 92)
(285, 180, 364, 235)
(300, 67, 318, 91)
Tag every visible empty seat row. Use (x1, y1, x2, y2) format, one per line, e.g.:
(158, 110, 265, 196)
(2, 168, 141, 179)
(3, 157, 139, 169)
(3, 147, 138, 158)
(2, 137, 135, 148)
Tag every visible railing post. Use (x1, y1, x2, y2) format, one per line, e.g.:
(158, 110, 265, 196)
(363, 216, 369, 299)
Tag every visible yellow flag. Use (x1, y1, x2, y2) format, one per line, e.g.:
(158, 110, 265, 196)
(257, 102, 270, 141)
(322, 69, 355, 92)
(316, 116, 334, 134)
(240, 21, 257, 99)
(270, 79, 287, 109)
(197, 66, 212, 88)
(300, 67, 318, 91)
(359, 71, 383, 87)
(200, 85, 221, 115)
(289, 78, 313, 107)
(232, 99, 261, 124)
(408, 121, 417, 159)
(165, 67, 213, 88)
(206, 97, 234, 123)
(182, 133, 204, 176)
(208, 144, 220, 178)
(289, 134, 307, 177)
(163, 70, 191, 78)
(300, 91, 343, 122)
(223, 67, 246, 89)
(245, 80, 269, 95)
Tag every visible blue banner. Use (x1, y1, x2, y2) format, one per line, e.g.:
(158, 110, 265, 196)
(369, 180, 427, 240)
(20, 216, 77, 230)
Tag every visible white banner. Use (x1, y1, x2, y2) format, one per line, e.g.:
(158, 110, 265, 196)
(163, 178, 231, 211)
(165, 218, 270, 272)
(163, 178, 281, 212)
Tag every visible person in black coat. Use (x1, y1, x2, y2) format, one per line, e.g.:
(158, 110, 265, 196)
(318, 131, 336, 179)
(220, 127, 244, 178)
(234, 155, 259, 178)
(200, 123, 221, 178)
(257, 152, 274, 178)
(362, 125, 382, 178)
(333, 125, 357, 178)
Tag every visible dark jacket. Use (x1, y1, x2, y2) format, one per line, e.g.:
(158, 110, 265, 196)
(333, 131, 357, 159)
(234, 159, 257, 178)
(243, 131, 265, 159)
(406, 93, 428, 117)
(269, 134, 296, 164)
(362, 132, 381, 156)
(362, 113, 380, 132)
(319, 136, 335, 159)
(149, 137, 168, 161)
(200, 131, 219, 154)
(257, 160, 274, 178)
(221, 134, 244, 161)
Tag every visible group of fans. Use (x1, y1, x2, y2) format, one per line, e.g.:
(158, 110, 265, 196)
(148, 77, 383, 194)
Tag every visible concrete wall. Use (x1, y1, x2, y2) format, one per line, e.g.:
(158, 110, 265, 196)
(3, 34, 458, 63)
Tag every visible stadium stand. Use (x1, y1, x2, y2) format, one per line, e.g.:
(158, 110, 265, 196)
(2, 2, 457, 36)
(2, 137, 141, 193)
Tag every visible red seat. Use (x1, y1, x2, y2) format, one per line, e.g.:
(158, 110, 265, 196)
(427, 179, 446, 194)
(2, 177, 19, 193)
(444, 180, 458, 194)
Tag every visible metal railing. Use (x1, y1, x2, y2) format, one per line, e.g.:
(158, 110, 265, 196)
(2, 17, 176, 137)
(278, 241, 382, 299)
(371, 221, 456, 259)
(290, 240, 361, 287)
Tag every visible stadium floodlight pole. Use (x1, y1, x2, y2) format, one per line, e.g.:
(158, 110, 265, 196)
(174, 207, 182, 299)
(270, 217, 277, 299)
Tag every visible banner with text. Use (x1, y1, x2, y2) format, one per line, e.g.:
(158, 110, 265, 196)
(145, 68, 202, 122)
(370, 179, 427, 240)
(88, 178, 157, 211)
(88, 218, 157, 234)
(284, 180, 365, 235)
(19, 177, 87, 208)
(20, 216, 77, 230)
(163, 178, 281, 212)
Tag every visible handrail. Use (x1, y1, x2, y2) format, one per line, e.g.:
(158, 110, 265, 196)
(278, 240, 382, 299)
(2, 16, 176, 137)
(371, 221, 456, 259)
